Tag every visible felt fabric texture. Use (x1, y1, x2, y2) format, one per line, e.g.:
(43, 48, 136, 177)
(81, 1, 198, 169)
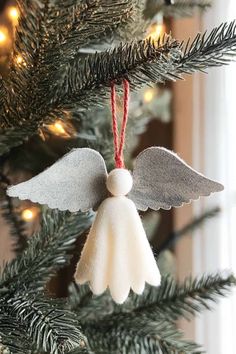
(74, 196, 161, 304)
(7, 146, 224, 303)
(106, 168, 133, 196)
(7, 148, 108, 212)
(7, 146, 224, 214)
(129, 147, 224, 211)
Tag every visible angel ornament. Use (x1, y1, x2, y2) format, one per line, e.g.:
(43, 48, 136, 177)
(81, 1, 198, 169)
(7, 81, 224, 304)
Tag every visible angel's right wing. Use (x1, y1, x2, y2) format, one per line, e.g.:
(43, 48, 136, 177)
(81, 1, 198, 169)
(129, 147, 224, 211)
(7, 148, 108, 212)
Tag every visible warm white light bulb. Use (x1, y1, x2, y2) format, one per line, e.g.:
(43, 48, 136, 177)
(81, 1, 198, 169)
(22, 208, 34, 221)
(8, 6, 19, 24)
(144, 88, 155, 103)
(16, 55, 23, 63)
(54, 122, 66, 134)
(0, 28, 7, 44)
(47, 121, 71, 137)
(147, 23, 165, 41)
(15, 54, 26, 66)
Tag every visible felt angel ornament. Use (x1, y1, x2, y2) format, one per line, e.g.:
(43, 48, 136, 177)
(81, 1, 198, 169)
(7, 81, 224, 304)
(7, 147, 223, 303)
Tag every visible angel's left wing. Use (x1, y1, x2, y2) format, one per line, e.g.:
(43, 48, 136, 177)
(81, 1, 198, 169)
(7, 148, 108, 212)
(129, 147, 224, 211)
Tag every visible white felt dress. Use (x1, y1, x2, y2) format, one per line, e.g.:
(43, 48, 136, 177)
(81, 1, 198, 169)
(75, 169, 161, 304)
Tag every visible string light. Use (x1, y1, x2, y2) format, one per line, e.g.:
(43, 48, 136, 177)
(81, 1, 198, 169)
(143, 87, 158, 103)
(144, 88, 155, 103)
(21, 208, 35, 221)
(146, 23, 165, 41)
(0, 27, 8, 45)
(45, 117, 76, 139)
(7, 6, 19, 24)
(47, 120, 71, 137)
(54, 122, 66, 134)
(15, 54, 26, 66)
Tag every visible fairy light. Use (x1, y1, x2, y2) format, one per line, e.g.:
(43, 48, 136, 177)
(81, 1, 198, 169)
(7, 6, 19, 24)
(143, 87, 159, 103)
(21, 206, 39, 222)
(45, 117, 76, 139)
(15, 54, 26, 66)
(47, 120, 72, 138)
(54, 122, 66, 134)
(146, 23, 165, 41)
(49, 121, 66, 135)
(0, 27, 8, 45)
(21, 208, 34, 221)
(144, 88, 155, 103)
(16, 55, 23, 64)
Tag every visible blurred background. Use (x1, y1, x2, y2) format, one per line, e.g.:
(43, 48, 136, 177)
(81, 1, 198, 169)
(0, 1, 236, 353)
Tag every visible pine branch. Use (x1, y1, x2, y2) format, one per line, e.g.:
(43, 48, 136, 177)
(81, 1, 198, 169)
(1, 21, 236, 156)
(49, 0, 145, 64)
(62, 21, 236, 110)
(0, 209, 93, 294)
(124, 273, 236, 322)
(56, 36, 180, 110)
(0, 77, 6, 120)
(3, 0, 142, 129)
(83, 315, 203, 353)
(69, 273, 236, 324)
(144, 0, 211, 19)
(0, 1, 146, 155)
(113, 0, 147, 42)
(3, 0, 50, 129)
(159, 206, 220, 252)
(0, 206, 92, 354)
(69, 274, 235, 352)
(0, 172, 27, 254)
(0, 311, 32, 354)
(178, 21, 236, 72)
(0, 36, 178, 156)
(0, 125, 39, 156)
(68, 283, 115, 322)
(4, 293, 87, 354)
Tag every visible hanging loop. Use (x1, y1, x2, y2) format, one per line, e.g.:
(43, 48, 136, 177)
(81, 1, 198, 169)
(110, 79, 130, 168)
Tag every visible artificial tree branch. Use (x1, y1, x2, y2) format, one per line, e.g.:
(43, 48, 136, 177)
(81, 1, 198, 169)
(83, 315, 203, 353)
(3, 293, 87, 354)
(2, 0, 143, 130)
(63, 21, 236, 110)
(126, 273, 236, 322)
(1, 21, 236, 156)
(0, 36, 178, 155)
(49, 0, 145, 63)
(68, 273, 236, 324)
(0, 209, 93, 293)
(178, 21, 236, 72)
(3, 0, 50, 128)
(0, 208, 92, 353)
(0, 172, 27, 253)
(56, 36, 180, 109)
(0, 77, 7, 125)
(159, 206, 220, 252)
(0, 310, 32, 354)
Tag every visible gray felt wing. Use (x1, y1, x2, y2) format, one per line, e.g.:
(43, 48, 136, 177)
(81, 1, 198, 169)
(129, 147, 224, 211)
(7, 148, 108, 212)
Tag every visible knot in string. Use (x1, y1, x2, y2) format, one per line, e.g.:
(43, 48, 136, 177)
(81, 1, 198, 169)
(110, 79, 130, 169)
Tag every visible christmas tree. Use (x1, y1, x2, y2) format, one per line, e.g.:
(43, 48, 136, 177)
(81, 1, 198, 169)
(0, 0, 236, 353)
